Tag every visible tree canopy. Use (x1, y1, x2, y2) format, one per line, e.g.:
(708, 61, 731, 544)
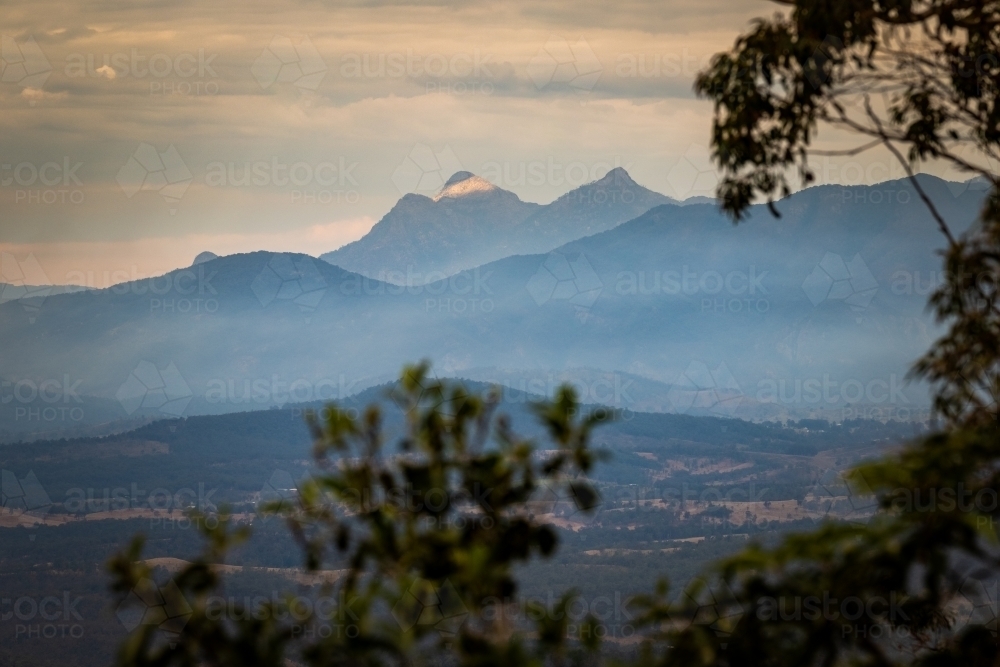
(110, 2, 1000, 666)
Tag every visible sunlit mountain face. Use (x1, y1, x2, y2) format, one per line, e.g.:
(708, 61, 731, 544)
(0, 2, 982, 665)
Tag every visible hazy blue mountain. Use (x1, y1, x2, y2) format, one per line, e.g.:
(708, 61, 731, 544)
(0, 282, 91, 327)
(679, 195, 716, 206)
(0, 175, 984, 439)
(0, 283, 90, 301)
(438, 174, 982, 421)
(319, 168, 677, 283)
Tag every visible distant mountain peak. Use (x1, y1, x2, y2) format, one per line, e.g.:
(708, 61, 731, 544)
(320, 164, 676, 281)
(433, 172, 498, 201)
(192, 251, 219, 266)
(593, 166, 636, 187)
(443, 171, 476, 188)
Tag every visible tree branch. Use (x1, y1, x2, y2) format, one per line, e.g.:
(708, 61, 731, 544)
(864, 96, 958, 248)
(809, 139, 884, 157)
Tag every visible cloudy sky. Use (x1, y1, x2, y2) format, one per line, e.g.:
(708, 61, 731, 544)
(1, 0, 924, 284)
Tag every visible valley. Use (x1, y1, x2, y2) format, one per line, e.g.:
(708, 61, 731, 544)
(0, 379, 925, 665)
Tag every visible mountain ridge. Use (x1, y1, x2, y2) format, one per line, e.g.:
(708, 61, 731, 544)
(319, 167, 677, 283)
(0, 174, 983, 439)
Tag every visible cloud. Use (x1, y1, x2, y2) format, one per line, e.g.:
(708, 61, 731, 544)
(19, 87, 67, 104)
(0, 0, 911, 276)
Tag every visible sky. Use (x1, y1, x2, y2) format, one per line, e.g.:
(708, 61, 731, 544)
(0, 0, 937, 285)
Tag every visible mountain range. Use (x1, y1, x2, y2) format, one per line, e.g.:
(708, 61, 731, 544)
(0, 170, 986, 441)
(319, 168, 679, 282)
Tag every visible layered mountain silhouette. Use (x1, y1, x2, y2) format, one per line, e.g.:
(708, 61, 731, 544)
(0, 175, 986, 439)
(319, 167, 677, 283)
